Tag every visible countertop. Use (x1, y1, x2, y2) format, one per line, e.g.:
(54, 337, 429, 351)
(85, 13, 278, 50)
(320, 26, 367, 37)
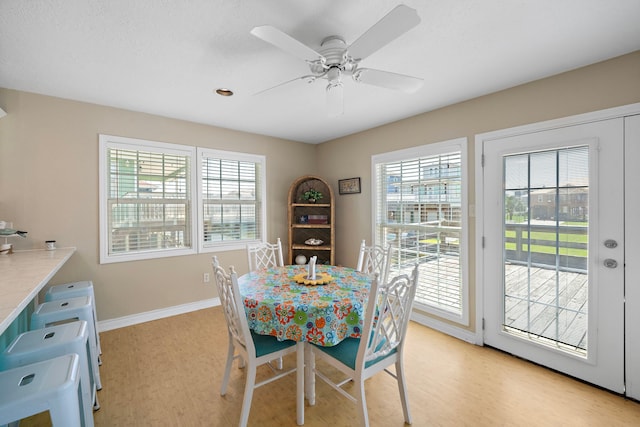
(0, 247, 76, 334)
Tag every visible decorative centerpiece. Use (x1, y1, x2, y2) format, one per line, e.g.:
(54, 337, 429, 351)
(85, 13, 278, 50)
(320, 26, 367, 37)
(292, 255, 333, 286)
(292, 271, 333, 286)
(302, 189, 323, 203)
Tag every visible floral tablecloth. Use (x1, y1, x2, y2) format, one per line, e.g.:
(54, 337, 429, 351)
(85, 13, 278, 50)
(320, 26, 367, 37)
(237, 265, 372, 347)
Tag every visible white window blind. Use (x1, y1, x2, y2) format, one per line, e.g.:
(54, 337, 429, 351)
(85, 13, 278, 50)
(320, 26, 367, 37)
(99, 135, 197, 263)
(198, 149, 265, 252)
(373, 138, 468, 324)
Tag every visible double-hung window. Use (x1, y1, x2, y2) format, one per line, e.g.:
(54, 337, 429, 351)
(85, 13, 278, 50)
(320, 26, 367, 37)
(372, 138, 468, 325)
(197, 148, 266, 252)
(99, 136, 266, 263)
(99, 135, 197, 263)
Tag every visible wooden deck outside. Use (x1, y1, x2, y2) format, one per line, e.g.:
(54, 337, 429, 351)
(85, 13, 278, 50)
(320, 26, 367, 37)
(394, 256, 589, 351)
(392, 253, 463, 314)
(504, 263, 588, 351)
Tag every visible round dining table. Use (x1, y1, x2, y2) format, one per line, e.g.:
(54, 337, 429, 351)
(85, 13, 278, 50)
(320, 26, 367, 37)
(237, 264, 374, 407)
(237, 264, 372, 346)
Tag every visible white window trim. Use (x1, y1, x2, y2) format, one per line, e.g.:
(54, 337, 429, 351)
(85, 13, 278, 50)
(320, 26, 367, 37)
(196, 148, 266, 253)
(99, 134, 198, 264)
(371, 137, 469, 326)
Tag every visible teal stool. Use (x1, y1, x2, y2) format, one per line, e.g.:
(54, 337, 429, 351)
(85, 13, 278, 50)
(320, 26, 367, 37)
(0, 354, 82, 427)
(45, 281, 102, 360)
(31, 296, 102, 391)
(0, 321, 97, 427)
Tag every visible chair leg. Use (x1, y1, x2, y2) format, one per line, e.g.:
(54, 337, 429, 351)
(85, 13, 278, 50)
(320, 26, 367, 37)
(239, 364, 257, 427)
(296, 342, 305, 425)
(355, 378, 369, 427)
(220, 337, 235, 396)
(396, 360, 412, 424)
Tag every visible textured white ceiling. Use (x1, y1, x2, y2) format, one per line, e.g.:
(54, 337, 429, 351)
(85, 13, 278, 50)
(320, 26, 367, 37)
(1, 0, 639, 144)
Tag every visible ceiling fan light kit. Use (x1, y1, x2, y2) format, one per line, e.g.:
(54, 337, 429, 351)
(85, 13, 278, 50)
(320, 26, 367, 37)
(326, 81, 344, 117)
(251, 4, 424, 116)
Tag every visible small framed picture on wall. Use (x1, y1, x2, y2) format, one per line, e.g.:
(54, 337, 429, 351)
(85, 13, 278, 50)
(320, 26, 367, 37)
(338, 177, 361, 195)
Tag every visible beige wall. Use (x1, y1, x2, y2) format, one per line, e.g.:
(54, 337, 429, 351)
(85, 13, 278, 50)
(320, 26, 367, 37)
(0, 89, 316, 320)
(1, 50, 638, 330)
(318, 51, 640, 332)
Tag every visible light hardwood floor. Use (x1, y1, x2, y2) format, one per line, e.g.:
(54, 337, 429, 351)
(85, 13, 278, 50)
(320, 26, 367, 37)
(20, 307, 640, 426)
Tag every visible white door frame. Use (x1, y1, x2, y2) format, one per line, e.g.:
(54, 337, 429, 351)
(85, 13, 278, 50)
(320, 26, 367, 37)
(475, 102, 640, 346)
(624, 114, 640, 400)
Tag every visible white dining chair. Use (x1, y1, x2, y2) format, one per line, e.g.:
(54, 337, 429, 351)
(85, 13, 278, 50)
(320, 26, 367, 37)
(246, 238, 285, 369)
(309, 264, 419, 427)
(356, 239, 392, 284)
(247, 238, 284, 271)
(211, 256, 302, 427)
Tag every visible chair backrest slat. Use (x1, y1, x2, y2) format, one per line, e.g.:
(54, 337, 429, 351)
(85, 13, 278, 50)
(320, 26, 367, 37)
(247, 238, 285, 271)
(356, 240, 392, 284)
(212, 256, 255, 355)
(358, 264, 419, 366)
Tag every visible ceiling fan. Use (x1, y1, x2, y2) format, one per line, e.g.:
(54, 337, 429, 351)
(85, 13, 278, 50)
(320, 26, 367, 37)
(250, 4, 423, 116)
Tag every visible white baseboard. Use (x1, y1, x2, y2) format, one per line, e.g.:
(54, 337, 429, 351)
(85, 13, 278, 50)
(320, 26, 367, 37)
(97, 298, 221, 332)
(410, 311, 479, 345)
(97, 298, 478, 346)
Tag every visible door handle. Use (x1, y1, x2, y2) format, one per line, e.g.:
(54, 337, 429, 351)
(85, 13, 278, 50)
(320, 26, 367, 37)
(604, 258, 618, 268)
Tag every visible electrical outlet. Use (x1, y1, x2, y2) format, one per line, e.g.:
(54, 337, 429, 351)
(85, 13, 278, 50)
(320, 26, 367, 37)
(203, 272, 210, 283)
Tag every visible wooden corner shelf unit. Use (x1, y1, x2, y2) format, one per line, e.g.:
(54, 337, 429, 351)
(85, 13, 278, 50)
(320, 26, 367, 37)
(287, 175, 335, 265)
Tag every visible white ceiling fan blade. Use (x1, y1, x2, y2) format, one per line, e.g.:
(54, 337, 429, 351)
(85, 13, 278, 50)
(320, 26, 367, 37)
(251, 25, 324, 63)
(354, 68, 423, 93)
(326, 83, 344, 117)
(347, 5, 420, 61)
(253, 75, 318, 96)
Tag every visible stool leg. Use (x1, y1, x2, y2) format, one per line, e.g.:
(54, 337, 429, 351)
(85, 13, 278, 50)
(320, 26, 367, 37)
(49, 385, 83, 427)
(91, 297, 102, 361)
(87, 324, 102, 390)
(83, 323, 102, 392)
(93, 382, 100, 410)
(81, 318, 102, 392)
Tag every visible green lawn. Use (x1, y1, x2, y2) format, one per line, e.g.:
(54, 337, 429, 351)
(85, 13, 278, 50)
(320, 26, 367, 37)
(504, 230, 587, 244)
(504, 242, 587, 257)
(504, 228, 588, 257)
